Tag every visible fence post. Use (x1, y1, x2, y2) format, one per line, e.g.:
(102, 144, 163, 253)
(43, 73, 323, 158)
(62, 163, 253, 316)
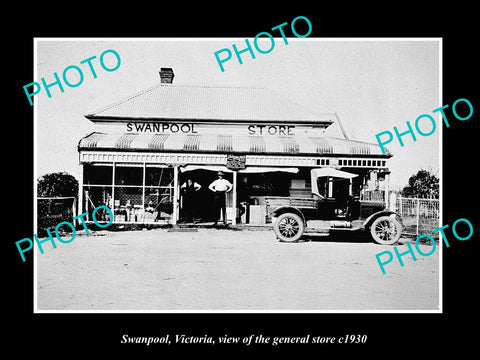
(416, 198, 420, 235)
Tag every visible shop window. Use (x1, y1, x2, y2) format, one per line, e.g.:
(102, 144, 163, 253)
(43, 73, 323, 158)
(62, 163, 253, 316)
(83, 186, 112, 217)
(353, 160, 357, 166)
(115, 187, 143, 206)
(248, 172, 290, 197)
(145, 187, 173, 220)
(83, 164, 175, 223)
(83, 164, 112, 185)
(115, 165, 143, 186)
(145, 167, 174, 187)
(367, 160, 371, 166)
(113, 187, 143, 222)
(339, 159, 343, 165)
(144, 167, 174, 223)
(348, 159, 352, 166)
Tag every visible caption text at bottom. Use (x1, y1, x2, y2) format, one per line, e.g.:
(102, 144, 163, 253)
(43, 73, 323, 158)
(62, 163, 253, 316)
(121, 333, 367, 346)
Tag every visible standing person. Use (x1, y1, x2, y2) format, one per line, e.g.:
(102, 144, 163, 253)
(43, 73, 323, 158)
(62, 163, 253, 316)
(181, 178, 201, 223)
(236, 176, 250, 223)
(208, 171, 233, 225)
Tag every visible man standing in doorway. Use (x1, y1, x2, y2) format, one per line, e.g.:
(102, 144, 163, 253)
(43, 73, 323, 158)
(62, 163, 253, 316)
(208, 171, 233, 225)
(181, 178, 202, 223)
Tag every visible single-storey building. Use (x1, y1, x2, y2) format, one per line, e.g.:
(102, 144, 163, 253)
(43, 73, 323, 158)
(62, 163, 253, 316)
(77, 68, 392, 225)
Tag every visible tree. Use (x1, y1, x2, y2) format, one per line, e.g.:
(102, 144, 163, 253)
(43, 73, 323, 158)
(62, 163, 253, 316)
(401, 169, 439, 198)
(37, 172, 79, 197)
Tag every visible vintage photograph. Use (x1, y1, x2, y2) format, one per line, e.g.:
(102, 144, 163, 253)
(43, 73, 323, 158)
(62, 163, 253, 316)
(34, 38, 441, 312)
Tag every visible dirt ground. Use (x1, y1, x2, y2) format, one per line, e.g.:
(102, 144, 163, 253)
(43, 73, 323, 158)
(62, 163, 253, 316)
(36, 228, 440, 311)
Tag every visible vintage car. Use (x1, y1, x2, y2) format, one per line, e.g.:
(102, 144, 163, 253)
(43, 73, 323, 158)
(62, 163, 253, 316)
(268, 168, 402, 244)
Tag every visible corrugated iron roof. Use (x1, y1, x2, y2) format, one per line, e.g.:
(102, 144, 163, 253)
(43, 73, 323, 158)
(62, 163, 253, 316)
(85, 84, 335, 124)
(78, 132, 391, 157)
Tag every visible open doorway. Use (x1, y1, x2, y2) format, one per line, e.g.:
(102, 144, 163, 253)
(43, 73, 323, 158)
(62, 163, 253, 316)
(179, 168, 234, 224)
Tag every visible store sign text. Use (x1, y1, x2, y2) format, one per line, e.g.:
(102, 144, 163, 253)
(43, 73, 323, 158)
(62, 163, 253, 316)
(126, 122, 296, 135)
(127, 122, 198, 133)
(248, 125, 295, 135)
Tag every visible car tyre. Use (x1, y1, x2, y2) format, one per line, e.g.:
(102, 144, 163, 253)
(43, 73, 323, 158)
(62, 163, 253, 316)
(274, 213, 305, 242)
(370, 215, 402, 245)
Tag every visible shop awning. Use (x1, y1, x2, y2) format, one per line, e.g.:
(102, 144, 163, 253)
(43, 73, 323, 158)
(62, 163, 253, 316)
(78, 132, 390, 156)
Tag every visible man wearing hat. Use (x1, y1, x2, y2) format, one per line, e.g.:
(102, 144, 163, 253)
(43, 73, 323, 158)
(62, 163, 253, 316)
(208, 171, 233, 225)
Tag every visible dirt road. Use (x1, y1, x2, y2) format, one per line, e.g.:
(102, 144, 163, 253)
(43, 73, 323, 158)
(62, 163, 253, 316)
(36, 228, 439, 311)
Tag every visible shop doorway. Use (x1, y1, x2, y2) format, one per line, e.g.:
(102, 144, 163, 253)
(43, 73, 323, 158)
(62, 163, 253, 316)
(179, 168, 234, 223)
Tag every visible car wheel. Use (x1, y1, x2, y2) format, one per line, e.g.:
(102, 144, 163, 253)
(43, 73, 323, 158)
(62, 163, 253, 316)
(274, 213, 305, 242)
(370, 215, 402, 245)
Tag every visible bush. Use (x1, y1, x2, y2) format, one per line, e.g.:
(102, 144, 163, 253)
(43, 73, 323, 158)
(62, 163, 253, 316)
(37, 172, 78, 197)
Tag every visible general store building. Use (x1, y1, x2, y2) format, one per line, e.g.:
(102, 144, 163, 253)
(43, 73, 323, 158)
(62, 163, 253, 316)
(77, 68, 392, 226)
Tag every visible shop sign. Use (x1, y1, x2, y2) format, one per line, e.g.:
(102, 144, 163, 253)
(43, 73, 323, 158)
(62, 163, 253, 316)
(226, 154, 246, 169)
(247, 125, 295, 135)
(127, 122, 198, 133)
(125, 122, 300, 135)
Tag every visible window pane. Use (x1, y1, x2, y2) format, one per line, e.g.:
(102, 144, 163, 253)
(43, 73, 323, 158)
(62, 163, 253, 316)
(145, 167, 174, 187)
(84, 164, 112, 185)
(115, 166, 143, 185)
(114, 186, 143, 207)
(83, 186, 112, 214)
(247, 172, 290, 196)
(145, 187, 173, 217)
(113, 187, 143, 222)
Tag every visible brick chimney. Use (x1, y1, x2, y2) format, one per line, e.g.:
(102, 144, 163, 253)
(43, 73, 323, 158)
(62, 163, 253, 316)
(160, 68, 174, 84)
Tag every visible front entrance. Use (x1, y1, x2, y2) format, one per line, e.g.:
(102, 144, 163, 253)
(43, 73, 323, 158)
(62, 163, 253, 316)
(179, 169, 234, 224)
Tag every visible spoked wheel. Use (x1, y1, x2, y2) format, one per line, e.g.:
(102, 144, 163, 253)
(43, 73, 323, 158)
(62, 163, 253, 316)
(274, 213, 305, 242)
(370, 215, 402, 245)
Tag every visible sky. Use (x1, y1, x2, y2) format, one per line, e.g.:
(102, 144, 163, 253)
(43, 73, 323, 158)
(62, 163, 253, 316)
(35, 38, 440, 190)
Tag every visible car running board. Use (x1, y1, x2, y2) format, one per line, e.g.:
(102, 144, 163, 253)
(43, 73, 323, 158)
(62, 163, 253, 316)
(305, 220, 355, 233)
